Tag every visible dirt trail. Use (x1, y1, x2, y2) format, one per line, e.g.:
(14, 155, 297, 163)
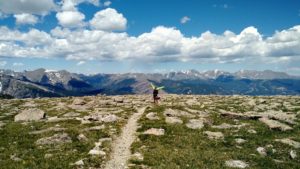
(104, 107, 147, 169)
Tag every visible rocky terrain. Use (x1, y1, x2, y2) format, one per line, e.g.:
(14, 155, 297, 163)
(0, 95, 300, 168)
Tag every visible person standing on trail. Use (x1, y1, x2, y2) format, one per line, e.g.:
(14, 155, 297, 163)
(150, 83, 164, 104)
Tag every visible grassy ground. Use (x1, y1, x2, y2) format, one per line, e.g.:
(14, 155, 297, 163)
(130, 97, 300, 169)
(0, 97, 135, 169)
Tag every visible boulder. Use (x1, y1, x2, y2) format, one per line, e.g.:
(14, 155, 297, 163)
(186, 119, 204, 129)
(225, 160, 248, 168)
(256, 147, 267, 156)
(72, 98, 86, 105)
(14, 108, 46, 122)
(146, 112, 159, 120)
(275, 138, 300, 148)
(290, 150, 297, 159)
(204, 131, 224, 140)
(259, 118, 292, 131)
(143, 128, 165, 136)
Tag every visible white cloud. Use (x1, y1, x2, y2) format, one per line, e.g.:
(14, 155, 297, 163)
(0, 61, 7, 66)
(13, 62, 24, 66)
(0, 0, 57, 15)
(0, 15, 300, 67)
(77, 61, 86, 65)
(180, 16, 190, 24)
(104, 1, 112, 7)
(56, 11, 85, 27)
(14, 13, 38, 25)
(90, 8, 127, 31)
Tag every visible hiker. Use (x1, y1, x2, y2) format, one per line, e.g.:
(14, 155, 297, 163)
(150, 83, 164, 104)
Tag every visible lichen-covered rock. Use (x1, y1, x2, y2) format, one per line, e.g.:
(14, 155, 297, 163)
(14, 108, 46, 122)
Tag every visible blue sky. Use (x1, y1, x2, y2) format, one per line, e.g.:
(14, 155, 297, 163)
(0, 0, 300, 75)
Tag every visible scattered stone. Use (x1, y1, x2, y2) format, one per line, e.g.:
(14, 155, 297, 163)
(77, 134, 88, 142)
(88, 149, 106, 156)
(225, 160, 248, 168)
(72, 98, 86, 105)
(259, 117, 292, 131)
(143, 128, 165, 136)
(36, 133, 72, 145)
(14, 108, 46, 122)
(186, 119, 204, 129)
(88, 125, 105, 131)
(256, 147, 267, 156)
(132, 152, 144, 161)
(146, 112, 159, 120)
(10, 154, 22, 161)
(212, 123, 247, 129)
(63, 112, 80, 117)
(84, 113, 118, 123)
(247, 129, 257, 134)
(275, 138, 300, 149)
(290, 150, 297, 159)
(44, 154, 53, 158)
(74, 159, 84, 166)
(235, 138, 246, 144)
(102, 114, 118, 123)
(204, 131, 224, 140)
(165, 116, 183, 124)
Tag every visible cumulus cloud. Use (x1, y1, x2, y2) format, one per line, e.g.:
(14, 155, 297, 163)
(0, 0, 57, 15)
(77, 61, 86, 65)
(56, 11, 85, 27)
(14, 13, 38, 25)
(180, 16, 191, 24)
(0, 13, 300, 66)
(90, 8, 127, 31)
(104, 1, 112, 7)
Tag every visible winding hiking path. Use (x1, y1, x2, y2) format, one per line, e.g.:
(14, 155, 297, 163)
(104, 107, 147, 169)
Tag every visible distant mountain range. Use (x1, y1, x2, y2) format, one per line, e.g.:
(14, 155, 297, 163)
(0, 68, 299, 98)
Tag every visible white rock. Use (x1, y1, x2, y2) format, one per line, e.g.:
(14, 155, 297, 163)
(225, 160, 249, 168)
(186, 119, 204, 129)
(146, 112, 159, 120)
(143, 128, 165, 136)
(256, 147, 267, 156)
(14, 108, 46, 122)
(290, 150, 297, 159)
(88, 149, 106, 156)
(275, 138, 300, 149)
(235, 138, 246, 144)
(74, 159, 84, 166)
(204, 131, 224, 140)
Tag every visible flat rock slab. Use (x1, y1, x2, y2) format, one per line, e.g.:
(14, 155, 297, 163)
(36, 133, 72, 145)
(143, 128, 165, 136)
(146, 112, 159, 120)
(275, 138, 300, 149)
(225, 160, 249, 168)
(14, 108, 46, 122)
(204, 131, 224, 140)
(186, 119, 204, 129)
(259, 118, 292, 131)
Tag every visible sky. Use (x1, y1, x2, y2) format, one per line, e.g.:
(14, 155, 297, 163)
(0, 0, 300, 75)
